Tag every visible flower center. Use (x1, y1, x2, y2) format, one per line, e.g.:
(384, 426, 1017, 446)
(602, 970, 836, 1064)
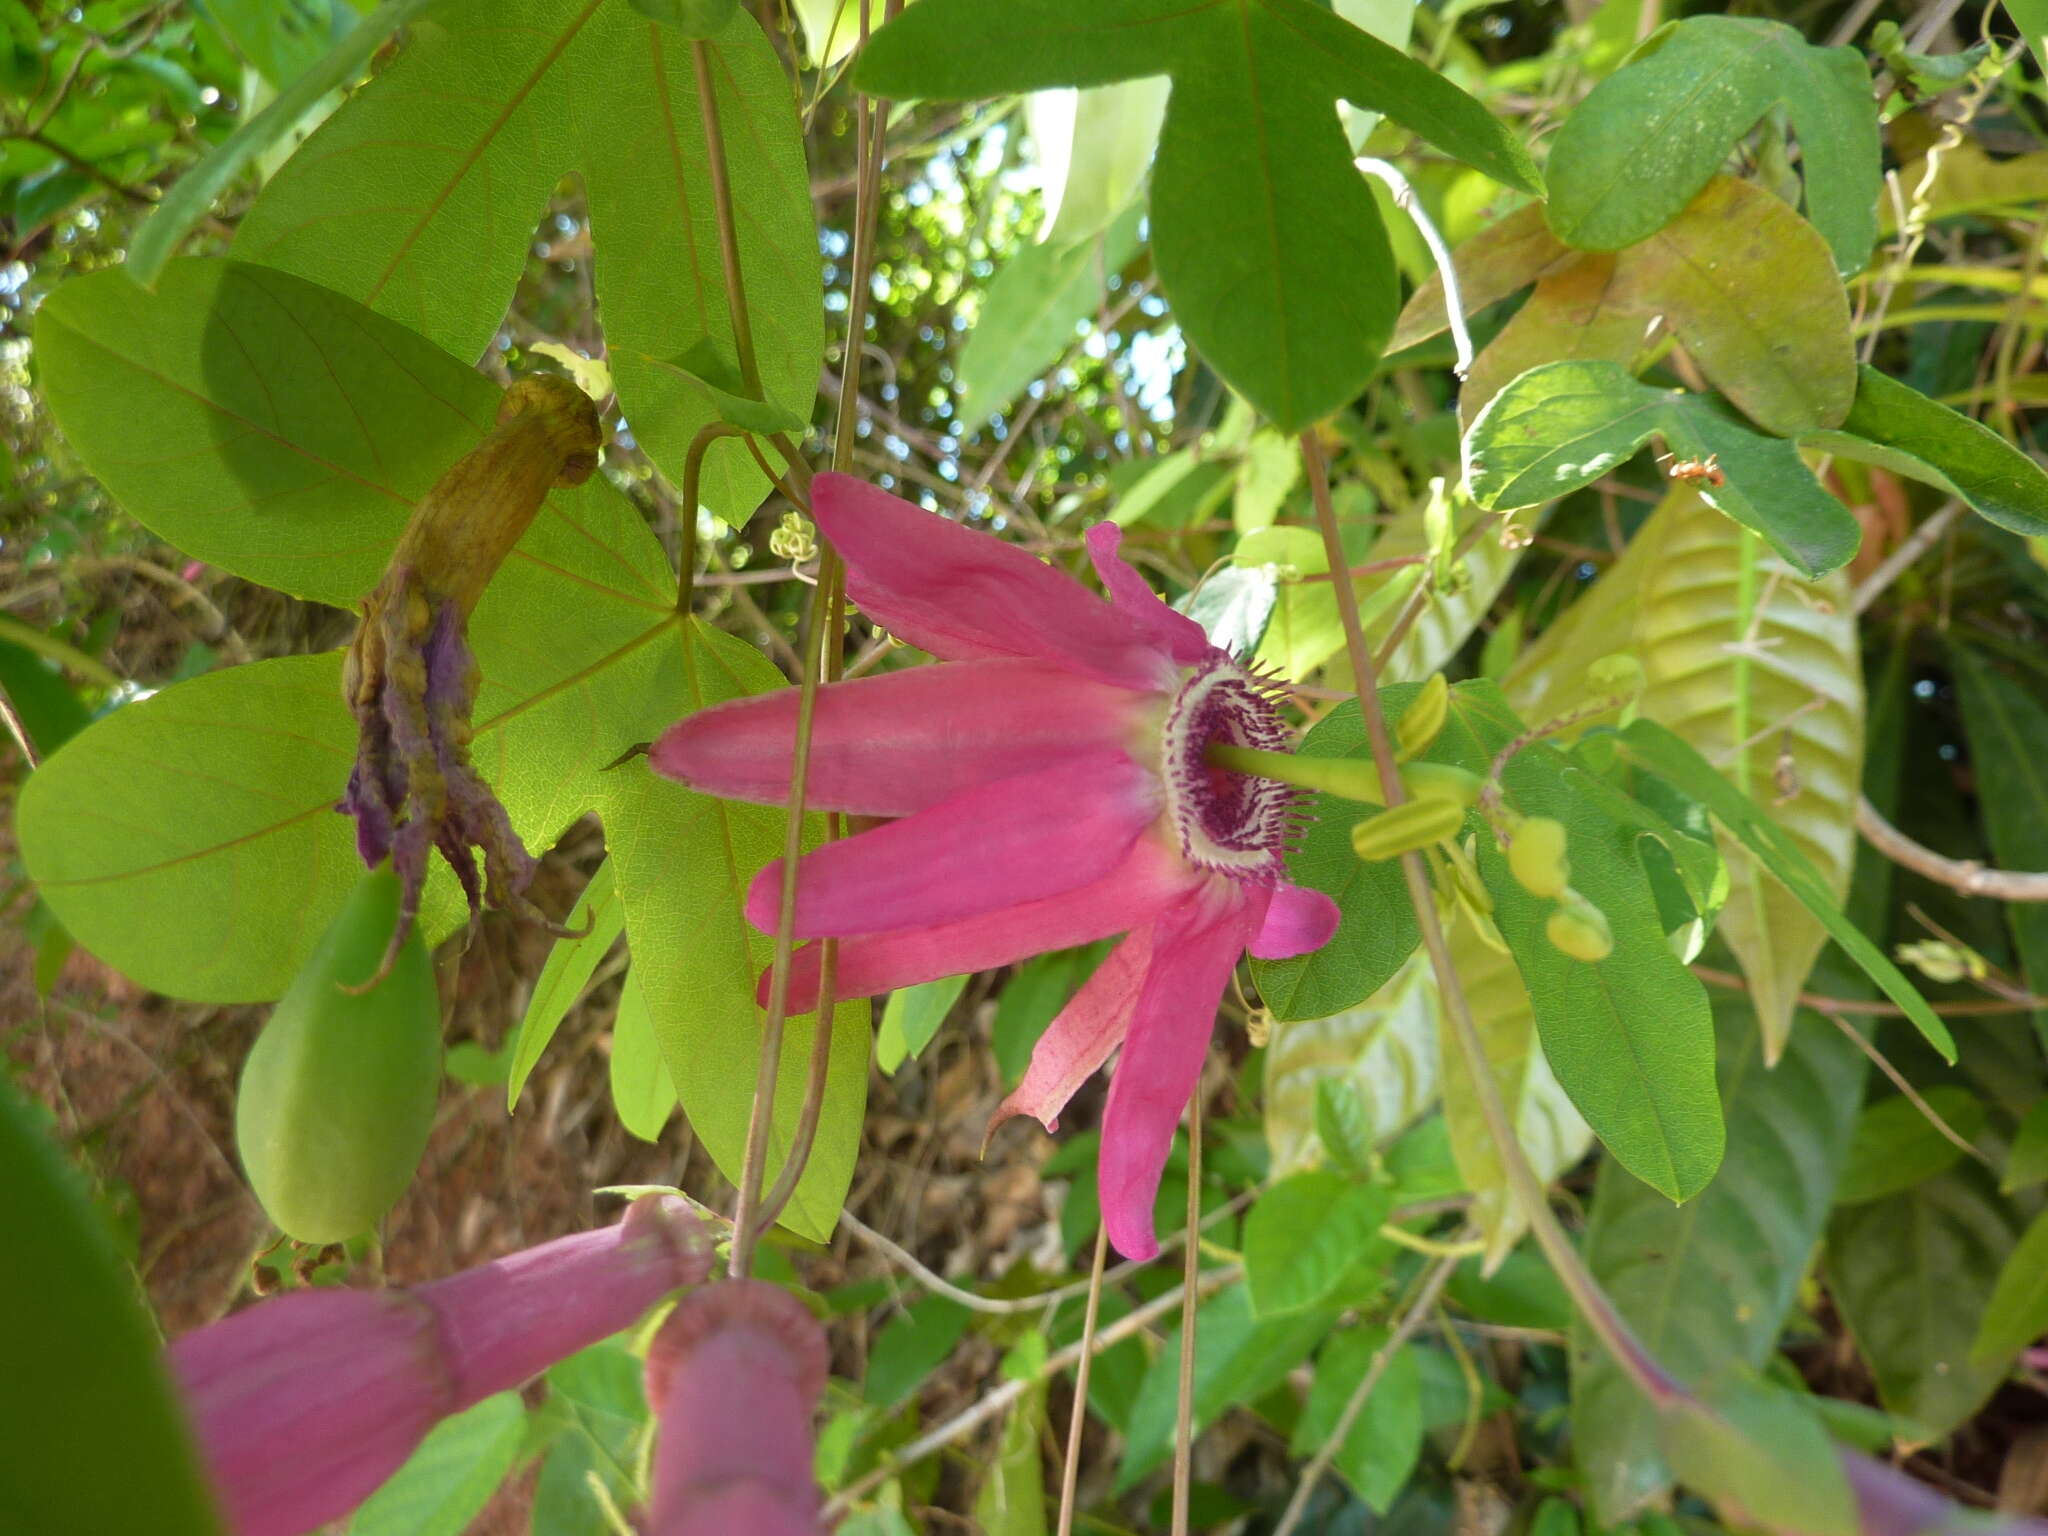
(1159, 655, 1300, 882)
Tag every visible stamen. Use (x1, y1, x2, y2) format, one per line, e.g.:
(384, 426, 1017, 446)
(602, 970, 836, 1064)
(1158, 656, 1298, 884)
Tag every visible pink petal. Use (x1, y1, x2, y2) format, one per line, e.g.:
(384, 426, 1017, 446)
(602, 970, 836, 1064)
(1085, 522, 1215, 666)
(745, 749, 1159, 937)
(771, 834, 1203, 1009)
(646, 1282, 827, 1536)
(420, 1194, 712, 1408)
(1099, 884, 1268, 1262)
(1248, 881, 1341, 959)
(990, 926, 1155, 1138)
(812, 474, 1176, 690)
(168, 1289, 447, 1536)
(651, 658, 1145, 817)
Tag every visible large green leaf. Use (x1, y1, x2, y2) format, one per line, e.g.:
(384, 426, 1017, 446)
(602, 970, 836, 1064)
(1455, 253, 1642, 431)
(1827, 1160, 2021, 1439)
(1464, 360, 1860, 579)
(0, 1074, 226, 1536)
(1242, 1171, 1391, 1316)
(1602, 176, 1854, 436)
(1951, 646, 2048, 1044)
(597, 625, 871, 1243)
(1544, 15, 1880, 276)
(854, 0, 1538, 431)
(608, 968, 677, 1144)
(956, 205, 1141, 423)
(1571, 997, 1865, 1527)
(1467, 730, 1723, 1202)
(1506, 486, 1866, 1062)
(1808, 367, 2048, 539)
(1261, 953, 1439, 1176)
(233, 0, 821, 524)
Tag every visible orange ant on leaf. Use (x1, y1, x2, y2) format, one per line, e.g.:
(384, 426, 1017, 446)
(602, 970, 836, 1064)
(1657, 449, 1725, 488)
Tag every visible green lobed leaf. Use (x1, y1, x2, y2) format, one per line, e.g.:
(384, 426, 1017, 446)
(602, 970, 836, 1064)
(1507, 486, 1866, 1061)
(1289, 1327, 1423, 1513)
(27, 258, 671, 1001)
(597, 624, 872, 1244)
(854, 0, 1536, 430)
(507, 861, 626, 1112)
(346, 1393, 526, 1536)
(1314, 1077, 1376, 1174)
(1973, 1204, 2048, 1365)
(1618, 720, 1954, 1063)
(233, 0, 821, 525)
(1544, 16, 1879, 276)
(1242, 1171, 1392, 1316)
(127, 0, 444, 287)
(1811, 366, 2048, 538)
(1117, 1282, 1333, 1489)
(608, 968, 677, 1144)
(1834, 1087, 1987, 1206)
(1571, 996, 1866, 1526)
(955, 204, 1141, 423)
(1827, 1159, 2021, 1438)
(0, 1073, 227, 1536)
(1463, 359, 1860, 579)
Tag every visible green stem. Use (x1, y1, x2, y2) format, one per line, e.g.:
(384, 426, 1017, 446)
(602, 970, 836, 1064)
(0, 612, 120, 689)
(690, 39, 761, 396)
(676, 421, 745, 613)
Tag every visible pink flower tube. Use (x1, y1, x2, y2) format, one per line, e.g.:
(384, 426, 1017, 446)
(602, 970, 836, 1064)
(169, 1194, 710, 1536)
(654, 477, 1339, 1260)
(644, 1280, 829, 1536)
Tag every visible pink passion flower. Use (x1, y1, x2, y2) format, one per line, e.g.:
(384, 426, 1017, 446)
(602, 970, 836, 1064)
(651, 476, 1339, 1261)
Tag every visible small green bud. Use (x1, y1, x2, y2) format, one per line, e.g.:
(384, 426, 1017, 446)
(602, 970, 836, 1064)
(1350, 796, 1467, 861)
(1586, 652, 1646, 700)
(1508, 816, 1571, 899)
(1400, 761, 1483, 809)
(1546, 896, 1614, 963)
(1396, 674, 1450, 761)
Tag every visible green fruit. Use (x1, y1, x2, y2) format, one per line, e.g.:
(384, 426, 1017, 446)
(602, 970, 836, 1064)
(1395, 673, 1450, 761)
(1546, 899, 1614, 964)
(1508, 816, 1571, 899)
(237, 868, 441, 1243)
(1399, 761, 1483, 809)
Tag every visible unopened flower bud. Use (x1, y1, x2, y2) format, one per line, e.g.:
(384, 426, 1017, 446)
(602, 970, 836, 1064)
(645, 1280, 829, 1536)
(1546, 894, 1614, 963)
(1508, 816, 1571, 899)
(169, 1195, 709, 1536)
(1350, 796, 1467, 861)
(1399, 761, 1482, 809)
(1395, 674, 1450, 761)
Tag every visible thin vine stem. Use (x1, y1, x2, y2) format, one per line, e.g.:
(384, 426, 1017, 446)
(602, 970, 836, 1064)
(676, 421, 745, 613)
(1056, 1224, 1112, 1536)
(1171, 1093, 1202, 1536)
